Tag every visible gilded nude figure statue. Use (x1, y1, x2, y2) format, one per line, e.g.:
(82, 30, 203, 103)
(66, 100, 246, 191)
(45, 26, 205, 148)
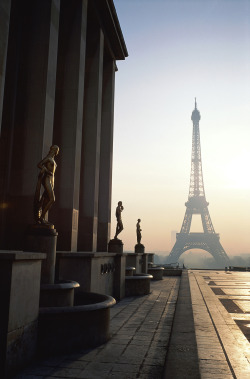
(34, 145, 59, 226)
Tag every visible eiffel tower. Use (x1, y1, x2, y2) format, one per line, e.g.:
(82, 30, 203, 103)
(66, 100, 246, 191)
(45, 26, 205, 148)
(167, 100, 230, 268)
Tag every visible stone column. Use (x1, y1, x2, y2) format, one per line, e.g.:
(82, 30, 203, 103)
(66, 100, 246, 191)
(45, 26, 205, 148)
(97, 56, 116, 252)
(0, 0, 60, 249)
(78, 23, 104, 252)
(113, 254, 126, 301)
(50, 0, 88, 251)
(0, 0, 11, 134)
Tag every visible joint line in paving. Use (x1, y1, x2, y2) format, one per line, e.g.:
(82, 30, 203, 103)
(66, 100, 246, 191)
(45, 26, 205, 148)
(137, 280, 180, 375)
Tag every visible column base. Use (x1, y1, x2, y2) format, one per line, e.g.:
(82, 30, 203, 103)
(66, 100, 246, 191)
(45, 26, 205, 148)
(135, 243, 145, 254)
(108, 238, 123, 254)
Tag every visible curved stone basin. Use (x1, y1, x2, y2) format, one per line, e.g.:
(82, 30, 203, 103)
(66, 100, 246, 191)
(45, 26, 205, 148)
(40, 280, 80, 307)
(38, 292, 116, 355)
(148, 267, 164, 280)
(125, 266, 136, 276)
(125, 273, 153, 296)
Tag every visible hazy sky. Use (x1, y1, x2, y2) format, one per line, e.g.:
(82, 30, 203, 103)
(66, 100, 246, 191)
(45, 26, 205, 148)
(111, 0, 250, 257)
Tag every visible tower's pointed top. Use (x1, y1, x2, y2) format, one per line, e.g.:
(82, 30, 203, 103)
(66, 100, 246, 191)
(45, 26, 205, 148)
(191, 98, 200, 121)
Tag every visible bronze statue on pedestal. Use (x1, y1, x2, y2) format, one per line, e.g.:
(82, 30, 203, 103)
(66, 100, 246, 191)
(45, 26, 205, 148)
(34, 145, 59, 226)
(114, 201, 124, 239)
(136, 219, 142, 244)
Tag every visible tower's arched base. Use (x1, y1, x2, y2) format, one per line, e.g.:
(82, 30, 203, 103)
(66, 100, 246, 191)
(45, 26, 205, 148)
(167, 232, 230, 267)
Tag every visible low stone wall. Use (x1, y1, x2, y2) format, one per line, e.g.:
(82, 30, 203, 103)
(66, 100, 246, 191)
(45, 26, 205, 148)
(148, 267, 164, 280)
(56, 252, 126, 300)
(125, 253, 148, 274)
(163, 269, 182, 276)
(126, 253, 143, 273)
(228, 266, 249, 272)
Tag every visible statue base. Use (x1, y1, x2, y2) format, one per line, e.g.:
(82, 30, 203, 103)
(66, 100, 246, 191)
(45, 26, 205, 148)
(31, 221, 55, 230)
(24, 225, 58, 284)
(135, 243, 145, 254)
(108, 238, 123, 254)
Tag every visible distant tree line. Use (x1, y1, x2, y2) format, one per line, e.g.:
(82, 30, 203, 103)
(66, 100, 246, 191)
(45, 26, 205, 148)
(153, 252, 250, 269)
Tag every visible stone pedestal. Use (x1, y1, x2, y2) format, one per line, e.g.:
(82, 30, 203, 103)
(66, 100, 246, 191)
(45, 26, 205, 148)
(135, 243, 145, 254)
(108, 239, 123, 254)
(25, 226, 58, 284)
(0, 251, 45, 378)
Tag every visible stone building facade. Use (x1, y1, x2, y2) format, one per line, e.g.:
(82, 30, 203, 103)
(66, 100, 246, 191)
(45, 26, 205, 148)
(0, 0, 128, 252)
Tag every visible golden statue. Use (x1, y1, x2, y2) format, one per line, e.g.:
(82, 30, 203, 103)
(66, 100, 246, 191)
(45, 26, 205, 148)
(34, 145, 59, 226)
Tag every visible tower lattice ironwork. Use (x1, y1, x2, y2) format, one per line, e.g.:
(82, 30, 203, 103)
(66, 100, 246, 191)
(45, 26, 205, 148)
(167, 100, 230, 267)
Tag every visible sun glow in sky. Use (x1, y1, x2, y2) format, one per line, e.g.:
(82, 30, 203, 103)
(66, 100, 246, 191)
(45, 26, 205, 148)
(111, 0, 250, 256)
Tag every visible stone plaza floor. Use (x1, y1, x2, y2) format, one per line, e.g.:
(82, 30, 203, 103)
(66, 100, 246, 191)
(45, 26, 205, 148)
(15, 270, 250, 378)
(189, 269, 250, 379)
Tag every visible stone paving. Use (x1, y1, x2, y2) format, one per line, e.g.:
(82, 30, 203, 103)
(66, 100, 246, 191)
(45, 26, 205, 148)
(163, 270, 200, 378)
(189, 270, 250, 379)
(16, 277, 180, 379)
(15, 270, 250, 378)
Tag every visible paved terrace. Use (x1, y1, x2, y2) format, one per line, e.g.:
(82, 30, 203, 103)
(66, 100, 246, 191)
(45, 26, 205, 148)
(189, 269, 250, 378)
(16, 270, 250, 379)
